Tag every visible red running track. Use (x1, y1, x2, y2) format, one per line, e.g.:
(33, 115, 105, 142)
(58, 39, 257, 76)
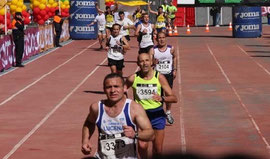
(1, 26, 270, 159)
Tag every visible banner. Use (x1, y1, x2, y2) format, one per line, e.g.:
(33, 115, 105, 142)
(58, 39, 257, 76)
(69, 0, 97, 39)
(0, 35, 14, 71)
(24, 27, 40, 60)
(60, 20, 70, 42)
(38, 24, 54, 52)
(0, 26, 40, 71)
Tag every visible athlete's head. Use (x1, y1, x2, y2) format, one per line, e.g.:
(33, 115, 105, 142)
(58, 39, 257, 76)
(103, 73, 125, 102)
(141, 13, 149, 23)
(137, 53, 153, 73)
(158, 6, 163, 13)
(156, 32, 167, 46)
(112, 23, 121, 36)
(118, 11, 125, 20)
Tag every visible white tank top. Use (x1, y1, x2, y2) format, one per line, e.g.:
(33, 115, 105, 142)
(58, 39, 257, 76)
(107, 35, 124, 60)
(95, 99, 137, 159)
(139, 23, 154, 48)
(154, 45, 173, 74)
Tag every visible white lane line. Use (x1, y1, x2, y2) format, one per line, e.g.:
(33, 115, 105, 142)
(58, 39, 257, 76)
(0, 40, 73, 77)
(207, 44, 270, 153)
(177, 44, 186, 153)
(0, 41, 98, 107)
(237, 45, 270, 76)
(3, 58, 107, 159)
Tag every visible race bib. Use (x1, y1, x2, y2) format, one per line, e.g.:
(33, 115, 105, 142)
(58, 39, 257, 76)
(141, 34, 151, 43)
(99, 25, 105, 31)
(106, 22, 114, 27)
(136, 84, 157, 100)
(100, 137, 130, 156)
(156, 61, 171, 73)
(111, 45, 122, 54)
(156, 22, 165, 28)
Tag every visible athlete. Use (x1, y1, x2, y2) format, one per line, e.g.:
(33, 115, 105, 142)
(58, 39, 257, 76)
(135, 13, 155, 57)
(133, 6, 145, 28)
(106, 23, 130, 76)
(95, 2, 118, 39)
(88, 10, 106, 49)
(116, 11, 134, 41)
(126, 53, 178, 158)
(82, 73, 154, 159)
(167, 1, 177, 29)
(153, 32, 177, 124)
(148, 3, 167, 33)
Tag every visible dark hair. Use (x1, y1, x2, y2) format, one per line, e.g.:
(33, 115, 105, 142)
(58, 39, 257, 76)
(118, 11, 124, 16)
(158, 6, 163, 10)
(157, 31, 166, 38)
(55, 10, 59, 15)
(112, 23, 121, 29)
(103, 73, 125, 87)
(106, 6, 110, 10)
(15, 12, 22, 16)
(141, 13, 148, 17)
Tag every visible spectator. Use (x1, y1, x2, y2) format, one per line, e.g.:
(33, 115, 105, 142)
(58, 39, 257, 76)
(210, 6, 221, 27)
(12, 12, 25, 67)
(53, 10, 64, 47)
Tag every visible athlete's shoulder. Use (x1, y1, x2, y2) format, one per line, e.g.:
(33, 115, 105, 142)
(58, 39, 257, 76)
(167, 45, 172, 48)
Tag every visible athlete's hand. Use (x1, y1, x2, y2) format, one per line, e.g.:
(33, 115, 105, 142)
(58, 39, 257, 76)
(105, 46, 109, 51)
(123, 125, 136, 139)
(142, 29, 148, 34)
(81, 143, 92, 155)
(152, 93, 162, 102)
(173, 70, 177, 79)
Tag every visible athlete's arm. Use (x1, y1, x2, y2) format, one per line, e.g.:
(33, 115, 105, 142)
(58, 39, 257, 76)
(112, 1, 118, 12)
(95, 3, 104, 13)
(81, 103, 98, 155)
(125, 74, 135, 89)
(135, 24, 142, 36)
(171, 46, 177, 79)
(148, 3, 158, 15)
(131, 101, 154, 141)
(121, 36, 130, 52)
(158, 74, 178, 103)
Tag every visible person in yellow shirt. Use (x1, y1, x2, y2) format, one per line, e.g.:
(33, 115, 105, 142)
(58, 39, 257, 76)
(148, 3, 167, 33)
(126, 53, 177, 158)
(95, 2, 118, 39)
(167, 1, 177, 29)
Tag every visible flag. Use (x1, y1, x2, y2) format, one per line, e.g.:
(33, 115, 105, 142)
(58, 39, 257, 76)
(117, 0, 148, 6)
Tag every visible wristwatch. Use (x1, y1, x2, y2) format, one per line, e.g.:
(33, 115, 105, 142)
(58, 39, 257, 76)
(134, 132, 139, 139)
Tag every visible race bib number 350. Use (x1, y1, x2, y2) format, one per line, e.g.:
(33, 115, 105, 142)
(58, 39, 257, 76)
(136, 84, 157, 100)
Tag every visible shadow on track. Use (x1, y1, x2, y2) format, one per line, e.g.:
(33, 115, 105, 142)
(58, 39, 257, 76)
(84, 90, 105, 94)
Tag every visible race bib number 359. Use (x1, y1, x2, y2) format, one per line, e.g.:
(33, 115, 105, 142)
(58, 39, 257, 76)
(136, 84, 157, 100)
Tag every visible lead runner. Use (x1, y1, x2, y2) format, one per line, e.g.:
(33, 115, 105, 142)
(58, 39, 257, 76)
(81, 73, 154, 159)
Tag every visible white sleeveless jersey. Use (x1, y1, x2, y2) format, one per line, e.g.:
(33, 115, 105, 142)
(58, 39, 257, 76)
(95, 99, 137, 159)
(154, 45, 173, 74)
(108, 35, 124, 60)
(139, 23, 154, 48)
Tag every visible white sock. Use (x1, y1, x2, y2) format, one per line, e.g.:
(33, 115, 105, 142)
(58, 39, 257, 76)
(166, 110, 171, 114)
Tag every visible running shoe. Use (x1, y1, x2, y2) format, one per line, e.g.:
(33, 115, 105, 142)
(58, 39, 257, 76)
(166, 112, 174, 124)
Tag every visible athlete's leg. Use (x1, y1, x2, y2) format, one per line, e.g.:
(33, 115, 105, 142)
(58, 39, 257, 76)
(110, 65, 117, 73)
(106, 28, 111, 40)
(138, 140, 149, 159)
(152, 129, 165, 155)
(98, 33, 103, 49)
